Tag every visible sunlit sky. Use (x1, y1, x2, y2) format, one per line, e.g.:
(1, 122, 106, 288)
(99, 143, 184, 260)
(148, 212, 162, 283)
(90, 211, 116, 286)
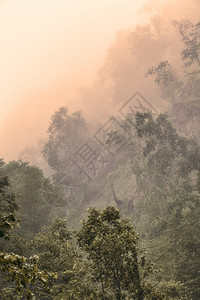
(0, 0, 148, 123)
(0, 0, 151, 161)
(1, 0, 197, 162)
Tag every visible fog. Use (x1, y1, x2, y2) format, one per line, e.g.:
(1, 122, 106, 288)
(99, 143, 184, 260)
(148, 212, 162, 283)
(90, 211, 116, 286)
(0, 0, 199, 163)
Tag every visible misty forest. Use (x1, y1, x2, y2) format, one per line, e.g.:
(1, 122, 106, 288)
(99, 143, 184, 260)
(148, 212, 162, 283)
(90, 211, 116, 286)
(1, 3, 200, 300)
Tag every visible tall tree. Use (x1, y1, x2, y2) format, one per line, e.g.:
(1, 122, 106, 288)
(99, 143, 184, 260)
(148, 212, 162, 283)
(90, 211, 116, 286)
(76, 206, 173, 300)
(4, 160, 65, 235)
(147, 20, 200, 138)
(0, 164, 56, 299)
(0, 160, 19, 240)
(111, 112, 200, 298)
(42, 107, 88, 173)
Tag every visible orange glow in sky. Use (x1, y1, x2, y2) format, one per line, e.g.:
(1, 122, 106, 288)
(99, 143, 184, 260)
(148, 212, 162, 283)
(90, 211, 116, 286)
(0, 0, 199, 161)
(0, 0, 149, 160)
(0, 0, 147, 121)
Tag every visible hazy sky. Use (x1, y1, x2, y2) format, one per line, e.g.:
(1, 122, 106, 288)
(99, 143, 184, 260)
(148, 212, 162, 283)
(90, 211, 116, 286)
(0, 0, 199, 162)
(0, 0, 150, 161)
(0, 0, 147, 121)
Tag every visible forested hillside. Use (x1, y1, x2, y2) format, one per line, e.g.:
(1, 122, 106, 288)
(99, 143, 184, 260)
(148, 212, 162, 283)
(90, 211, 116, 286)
(1, 14, 200, 300)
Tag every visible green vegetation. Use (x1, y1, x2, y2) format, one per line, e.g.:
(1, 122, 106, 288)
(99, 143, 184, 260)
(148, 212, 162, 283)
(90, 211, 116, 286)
(1, 19, 200, 299)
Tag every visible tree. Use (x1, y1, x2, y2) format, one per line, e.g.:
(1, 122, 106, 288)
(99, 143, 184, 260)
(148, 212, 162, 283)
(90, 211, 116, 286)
(32, 218, 78, 298)
(146, 20, 200, 138)
(42, 107, 88, 174)
(111, 112, 200, 298)
(76, 206, 167, 300)
(0, 165, 56, 299)
(173, 20, 200, 67)
(4, 160, 66, 236)
(0, 175, 19, 240)
(0, 159, 20, 237)
(0, 253, 56, 299)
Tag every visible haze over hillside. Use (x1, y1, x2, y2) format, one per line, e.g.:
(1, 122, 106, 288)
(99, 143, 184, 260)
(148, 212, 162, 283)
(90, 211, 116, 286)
(0, 0, 199, 163)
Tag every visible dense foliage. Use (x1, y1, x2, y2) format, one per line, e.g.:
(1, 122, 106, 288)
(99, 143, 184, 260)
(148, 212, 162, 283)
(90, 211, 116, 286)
(1, 18, 200, 299)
